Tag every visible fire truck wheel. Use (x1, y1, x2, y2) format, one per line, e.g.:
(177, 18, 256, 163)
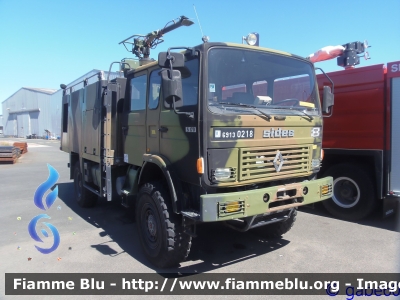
(136, 182, 192, 268)
(322, 164, 377, 221)
(73, 163, 97, 208)
(253, 208, 297, 238)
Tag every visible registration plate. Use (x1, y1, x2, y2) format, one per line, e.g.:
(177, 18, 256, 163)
(213, 128, 255, 139)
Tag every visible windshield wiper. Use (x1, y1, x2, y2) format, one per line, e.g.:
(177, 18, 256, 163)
(218, 102, 272, 120)
(291, 108, 314, 121)
(266, 105, 314, 121)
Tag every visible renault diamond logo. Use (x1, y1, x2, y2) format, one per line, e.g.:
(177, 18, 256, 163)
(273, 151, 284, 172)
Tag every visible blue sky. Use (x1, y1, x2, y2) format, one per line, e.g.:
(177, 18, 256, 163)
(1, 0, 399, 115)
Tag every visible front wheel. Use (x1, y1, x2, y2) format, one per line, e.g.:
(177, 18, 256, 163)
(322, 164, 377, 221)
(136, 182, 191, 268)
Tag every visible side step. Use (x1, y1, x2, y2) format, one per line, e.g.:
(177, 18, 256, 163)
(120, 190, 131, 208)
(181, 210, 200, 221)
(181, 210, 200, 238)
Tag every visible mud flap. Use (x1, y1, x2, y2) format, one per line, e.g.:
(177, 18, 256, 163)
(382, 196, 399, 218)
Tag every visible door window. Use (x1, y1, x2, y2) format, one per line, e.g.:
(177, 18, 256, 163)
(149, 70, 161, 110)
(130, 75, 147, 111)
(164, 58, 199, 109)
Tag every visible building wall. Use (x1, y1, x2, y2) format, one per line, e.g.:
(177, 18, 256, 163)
(2, 89, 55, 137)
(2, 69, 121, 138)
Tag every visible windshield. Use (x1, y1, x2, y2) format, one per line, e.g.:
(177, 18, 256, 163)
(207, 48, 320, 117)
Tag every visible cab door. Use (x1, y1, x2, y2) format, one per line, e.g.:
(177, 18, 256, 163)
(125, 72, 147, 166)
(146, 68, 162, 155)
(159, 58, 200, 184)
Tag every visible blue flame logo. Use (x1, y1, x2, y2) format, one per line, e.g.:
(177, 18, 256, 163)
(34, 164, 59, 210)
(28, 164, 61, 254)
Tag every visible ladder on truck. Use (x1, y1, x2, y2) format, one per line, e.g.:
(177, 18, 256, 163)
(102, 74, 114, 201)
(101, 63, 127, 201)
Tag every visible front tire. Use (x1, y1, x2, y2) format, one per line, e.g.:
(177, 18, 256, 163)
(136, 182, 191, 268)
(73, 163, 97, 208)
(322, 164, 377, 221)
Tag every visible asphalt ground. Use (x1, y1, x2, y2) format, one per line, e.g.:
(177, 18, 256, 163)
(1, 137, 399, 300)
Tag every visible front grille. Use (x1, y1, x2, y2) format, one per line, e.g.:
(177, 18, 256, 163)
(239, 145, 311, 181)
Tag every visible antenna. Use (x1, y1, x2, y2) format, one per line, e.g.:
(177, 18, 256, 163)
(193, 5, 209, 43)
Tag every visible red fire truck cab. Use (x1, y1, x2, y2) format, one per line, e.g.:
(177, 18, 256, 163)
(317, 61, 400, 220)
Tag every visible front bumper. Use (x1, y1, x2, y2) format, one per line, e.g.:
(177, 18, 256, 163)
(200, 176, 333, 222)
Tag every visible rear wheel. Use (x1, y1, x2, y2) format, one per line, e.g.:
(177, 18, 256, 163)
(252, 208, 297, 238)
(73, 163, 97, 208)
(322, 164, 377, 221)
(136, 182, 191, 268)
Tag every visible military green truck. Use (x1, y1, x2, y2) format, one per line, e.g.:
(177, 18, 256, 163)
(60, 16, 334, 268)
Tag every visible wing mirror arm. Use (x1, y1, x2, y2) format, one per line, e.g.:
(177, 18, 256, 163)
(171, 96, 194, 119)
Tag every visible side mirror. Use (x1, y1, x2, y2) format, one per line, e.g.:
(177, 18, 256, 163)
(160, 69, 183, 105)
(158, 52, 185, 68)
(322, 86, 334, 114)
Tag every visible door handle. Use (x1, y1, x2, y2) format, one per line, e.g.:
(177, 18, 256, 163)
(158, 127, 168, 133)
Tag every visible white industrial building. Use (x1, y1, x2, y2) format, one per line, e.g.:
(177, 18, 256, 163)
(2, 87, 58, 138)
(1, 69, 120, 138)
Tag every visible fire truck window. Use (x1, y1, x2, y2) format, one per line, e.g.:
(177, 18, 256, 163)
(62, 103, 68, 133)
(222, 84, 246, 100)
(273, 74, 311, 103)
(149, 70, 160, 110)
(130, 75, 147, 111)
(252, 81, 268, 97)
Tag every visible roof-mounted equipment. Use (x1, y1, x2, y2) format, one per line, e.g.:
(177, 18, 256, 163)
(119, 15, 194, 66)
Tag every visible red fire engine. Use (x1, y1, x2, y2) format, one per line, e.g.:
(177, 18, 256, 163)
(316, 60, 400, 220)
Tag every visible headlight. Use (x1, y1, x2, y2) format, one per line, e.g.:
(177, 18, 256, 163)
(311, 159, 321, 169)
(245, 33, 258, 46)
(214, 168, 231, 180)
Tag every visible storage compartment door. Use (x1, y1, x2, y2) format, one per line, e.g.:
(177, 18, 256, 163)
(390, 77, 400, 193)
